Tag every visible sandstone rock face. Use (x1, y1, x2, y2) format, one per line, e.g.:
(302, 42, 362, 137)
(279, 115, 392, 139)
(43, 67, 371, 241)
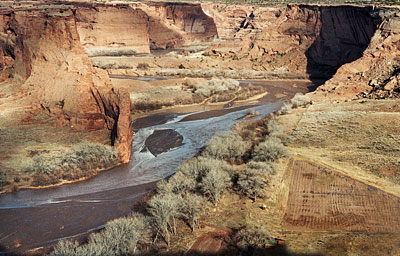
(135, 2, 218, 49)
(73, 2, 218, 53)
(0, 5, 132, 162)
(313, 7, 400, 101)
(76, 3, 150, 54)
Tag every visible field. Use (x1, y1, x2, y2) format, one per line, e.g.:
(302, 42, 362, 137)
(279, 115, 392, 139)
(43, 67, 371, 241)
(284, 160, 400, 233)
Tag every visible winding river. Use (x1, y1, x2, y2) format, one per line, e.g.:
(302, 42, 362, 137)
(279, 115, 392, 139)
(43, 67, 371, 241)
(0, 78, 313, 253)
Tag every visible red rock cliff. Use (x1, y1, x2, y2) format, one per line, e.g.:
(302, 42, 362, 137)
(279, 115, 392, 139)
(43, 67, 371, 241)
(0, 5, 133, 163)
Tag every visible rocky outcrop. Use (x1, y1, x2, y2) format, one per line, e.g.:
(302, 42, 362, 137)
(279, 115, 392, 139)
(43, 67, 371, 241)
(312, 7, 400, 101)
(0, 5, 132, 162)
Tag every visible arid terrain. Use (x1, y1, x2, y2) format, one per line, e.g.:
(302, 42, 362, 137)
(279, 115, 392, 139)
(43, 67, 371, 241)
(0, 0, 399, 255)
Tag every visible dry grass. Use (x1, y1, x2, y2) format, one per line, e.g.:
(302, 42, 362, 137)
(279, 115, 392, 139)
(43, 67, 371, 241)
(0, 113, 113, 192)
(287, 99, 400, 187)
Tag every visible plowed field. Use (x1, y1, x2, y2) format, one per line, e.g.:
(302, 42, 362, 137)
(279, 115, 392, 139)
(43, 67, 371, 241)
(284, 160, 400, 233)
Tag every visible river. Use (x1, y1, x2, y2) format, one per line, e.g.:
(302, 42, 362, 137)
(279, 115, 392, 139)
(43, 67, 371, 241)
(0, 78, 313, 254)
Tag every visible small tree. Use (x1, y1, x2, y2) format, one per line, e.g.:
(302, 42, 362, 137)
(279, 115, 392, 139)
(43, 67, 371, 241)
(237, 226, 272, 250)
(246, 161, 276, 176)
(202, 132, 250, 164)
(266, 119, 283, 137)
(252, 137, 290, 162)
(147, 193, 180, 246)
(179, 193, 207, 232)
(237, 168, 269, 202)
(157, 172, 196, 195)
(178, 157, 228, 182)
(200, 168, 230, 205)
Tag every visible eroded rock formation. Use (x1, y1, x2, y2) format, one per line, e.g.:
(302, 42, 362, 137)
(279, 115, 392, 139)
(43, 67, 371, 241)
(0, 5, 132, 162)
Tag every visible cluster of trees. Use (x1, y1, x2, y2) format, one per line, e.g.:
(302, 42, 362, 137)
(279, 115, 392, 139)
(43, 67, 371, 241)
(51, 118, 289, 255)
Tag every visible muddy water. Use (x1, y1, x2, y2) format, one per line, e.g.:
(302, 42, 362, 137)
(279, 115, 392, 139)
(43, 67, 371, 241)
(0, 79, 313, 253)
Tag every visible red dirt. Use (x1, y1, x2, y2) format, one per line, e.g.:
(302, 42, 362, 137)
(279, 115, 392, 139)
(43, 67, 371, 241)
(187, 225, 232, 255)
(284, 160, 400, 233)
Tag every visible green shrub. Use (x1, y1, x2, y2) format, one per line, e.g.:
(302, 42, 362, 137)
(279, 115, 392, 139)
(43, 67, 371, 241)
(252, 137, 290, 162)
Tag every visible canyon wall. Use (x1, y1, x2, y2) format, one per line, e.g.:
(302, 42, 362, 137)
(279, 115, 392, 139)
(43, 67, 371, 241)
(0, 5, 133, 162)
(76, 3, 150, 54)
(313, 7, 400, 100)
(74, 2, 218, 52)
(136, 2, 218, 49)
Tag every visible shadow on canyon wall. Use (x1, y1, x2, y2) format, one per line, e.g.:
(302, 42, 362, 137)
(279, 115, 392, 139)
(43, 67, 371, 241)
(305, 5, 381, 85)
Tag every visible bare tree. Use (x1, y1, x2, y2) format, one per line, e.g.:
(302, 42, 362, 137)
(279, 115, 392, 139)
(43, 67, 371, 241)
(157, 172, 196, 195)
(179, 193, 207, 232)
(202, 132, 250, 164)
(237, 168, 269, 202)
(200, 168, 230, 205)
(252, 137, 290, 162)
(147, 193, 180, 246)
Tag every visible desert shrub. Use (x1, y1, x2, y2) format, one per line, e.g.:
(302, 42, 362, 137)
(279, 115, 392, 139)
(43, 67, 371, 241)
(8, 73, 13, 78)
(85, 48, 136, 57)
(22, 142, 118, 185)
(266, 119, 283, 137)
(156, 172, 196, 195)
(252, 137, 290, 162)
(192, 78, 239, 97)
(246, 161, 276, 176)
(147, 193, 180, 246)
(177, 157, 228, 183)
(95, 214, 151, 254)
(179, 193, 207, 232)
(237, 168, 269, 202)
(53, 213, 153, 256)
(237, 226, 272, 250)
(201, 132, 250, 164)
(137, 63, 150, 70)
(279, 102, 292, 115)
(31, 173, 60, 187)
(200, 168, 230, 205)
(50, 239, 81, 256)
(290, 93, 310, 108)
(0, 171, 6, 186)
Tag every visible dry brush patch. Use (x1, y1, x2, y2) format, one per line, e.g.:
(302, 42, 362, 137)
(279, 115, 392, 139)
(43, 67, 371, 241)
(48, 118, 290, 255)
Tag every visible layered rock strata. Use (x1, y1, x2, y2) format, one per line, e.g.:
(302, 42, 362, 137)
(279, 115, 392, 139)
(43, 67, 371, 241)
(0, 5, 132, 162)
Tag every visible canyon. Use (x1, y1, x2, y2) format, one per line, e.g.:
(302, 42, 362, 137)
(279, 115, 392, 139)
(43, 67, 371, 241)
(0, 0, 399, 255)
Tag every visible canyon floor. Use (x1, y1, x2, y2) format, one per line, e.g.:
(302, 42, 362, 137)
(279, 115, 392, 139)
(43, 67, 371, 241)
(0, 1, 399, 255)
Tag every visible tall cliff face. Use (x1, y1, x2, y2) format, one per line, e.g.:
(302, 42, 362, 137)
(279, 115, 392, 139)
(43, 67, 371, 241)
(75, 3, 151, 54)
(73, 2, 218, 53)
(0, 5, 133, 162)
(134, 2, 218, 49)
(312, 7, 400, 100)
